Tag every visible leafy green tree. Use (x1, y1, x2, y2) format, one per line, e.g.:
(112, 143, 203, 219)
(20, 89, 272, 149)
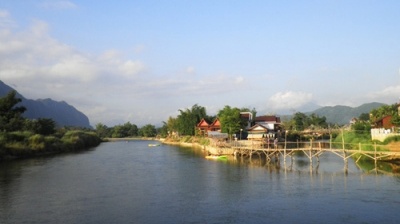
(370, 103, 400, 126)
(139, 124, 157, 137)
(110, 122, 139, 138)
(166, 116, 178, 135)
(25, 118, 56, 135)
(351, 120, 371, 133)
(358, 113, 370, 121)
(95, 123, 110, 138)
(370, 104, 395, 122)
(123, 122, 138, 136)
(0, 90, 27, 132)
(176, 104, 207, 136)
(157, 121, 168, 138)
(308, 113, 328, 129)
(217, 105, 242, 136)
(292, 112, 308, 131)
(111, 125, 127, 138)
(289, 112, 327, 131)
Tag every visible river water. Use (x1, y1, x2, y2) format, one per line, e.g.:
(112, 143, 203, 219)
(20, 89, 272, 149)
(1, 140, 399, 224)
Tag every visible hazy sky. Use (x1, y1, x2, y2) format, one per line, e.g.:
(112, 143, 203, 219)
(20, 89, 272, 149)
(1, 1, 400, 127)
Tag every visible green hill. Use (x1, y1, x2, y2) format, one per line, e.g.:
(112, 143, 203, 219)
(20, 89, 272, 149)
(309, 102, 385, 125)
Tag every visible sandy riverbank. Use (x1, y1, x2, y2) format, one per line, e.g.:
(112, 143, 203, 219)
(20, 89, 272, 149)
(161, 139, 235, 155)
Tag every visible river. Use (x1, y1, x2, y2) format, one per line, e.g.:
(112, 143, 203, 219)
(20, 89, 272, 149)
(1, 140, 399, 224)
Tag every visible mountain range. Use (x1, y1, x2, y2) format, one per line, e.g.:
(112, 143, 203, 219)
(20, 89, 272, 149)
(0, 80, 91, 128)
(306, 102, 385, 125)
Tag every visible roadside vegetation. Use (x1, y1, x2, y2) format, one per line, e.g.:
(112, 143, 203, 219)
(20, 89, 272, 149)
(0, 91, 101, 160)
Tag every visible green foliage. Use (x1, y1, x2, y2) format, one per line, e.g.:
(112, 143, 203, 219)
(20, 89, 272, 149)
(351, 121, 371, 133)
(289, 112, 328, 131)
(165, 116, 178, 134)
(24, 118, 56, 135)
(176, 104, 207, 136)
(28, 134, 45, 150)
(62, 130, 101, 150)
(382, 135, 400, 144)
(157, 122, 168, 138)
(110, 122, 139, 138)
(358, 113, 370, 121)
(139, 124, 157, 137)
(217, 106, 243, 136)
(198, 137, 210, 146)
(332, 130, 375, 150)
(95, 123, 110, 138)
(0, 90, 27, 132)
(180, 135, 193, 143)
(370, 103, 399, 123)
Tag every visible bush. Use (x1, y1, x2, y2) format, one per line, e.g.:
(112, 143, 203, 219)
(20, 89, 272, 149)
(198, 137, 210, 146)
(28, 134, 45, 150)
(180, 136, 193, 143)
(6, 131, 33, 142)
(62, 130, 101, 150)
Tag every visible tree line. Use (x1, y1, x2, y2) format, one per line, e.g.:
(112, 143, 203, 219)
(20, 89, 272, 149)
(0, 91, 101, 160)
(94, 122, 159, 138)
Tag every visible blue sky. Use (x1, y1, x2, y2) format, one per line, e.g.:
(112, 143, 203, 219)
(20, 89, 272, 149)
(1, 1, 400, 127)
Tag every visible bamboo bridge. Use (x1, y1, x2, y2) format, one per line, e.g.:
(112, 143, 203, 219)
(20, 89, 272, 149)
(219, 139, 400, 174)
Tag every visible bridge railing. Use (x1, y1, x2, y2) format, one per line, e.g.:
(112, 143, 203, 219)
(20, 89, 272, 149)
(228, 139, 390, 152)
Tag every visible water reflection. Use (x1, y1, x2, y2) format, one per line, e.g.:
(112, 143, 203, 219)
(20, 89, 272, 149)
(356, 157, 400, 175)
(1, 141, 400, 224)
(210, 151, 400, 177)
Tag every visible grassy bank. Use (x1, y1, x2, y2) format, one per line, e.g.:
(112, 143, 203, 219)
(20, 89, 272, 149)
(0, 130, 101, 160)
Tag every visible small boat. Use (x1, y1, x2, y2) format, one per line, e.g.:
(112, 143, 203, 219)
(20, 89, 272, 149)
(205, 155, 227, 160)
(148, 144, 160, 147)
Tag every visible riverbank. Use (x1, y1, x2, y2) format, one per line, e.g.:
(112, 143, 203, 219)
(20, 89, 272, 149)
(160, 137, 235, 155)
(0, 131, 101, 161)
(104, 137, 158, 141)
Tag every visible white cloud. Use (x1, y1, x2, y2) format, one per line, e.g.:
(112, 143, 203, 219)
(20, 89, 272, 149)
(119, 60, 145, 77)
(234, 76, 244, 84)
(48, 54, 97, 81)
(0, 11, 250, 126)
(368, 85, 400, 104)
(267, 91, 313, 111)
(0, 10, 15, 28)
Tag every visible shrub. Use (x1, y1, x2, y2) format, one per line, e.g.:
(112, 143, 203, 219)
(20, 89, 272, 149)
(62, 130, 101, 150)
(28, 134, 45, 150)
(180, 136, 193, 143)
(198, 137, 210, 146)
(6, 131, 33, 142)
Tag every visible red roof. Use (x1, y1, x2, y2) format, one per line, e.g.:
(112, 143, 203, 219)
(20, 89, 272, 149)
(196, 118, 209, 127)
(210, 118, 221, 127)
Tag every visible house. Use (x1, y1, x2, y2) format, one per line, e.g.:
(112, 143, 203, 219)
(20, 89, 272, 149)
(254, 115, 281, 131)
(209, 118, 221, 131)
(240, 112, 253, 129)
(247, 124, 275, 140)
(196, 118, 222, 136)
(373, 115, 394, 129)
(247, 115, 281, 140)
(196, 118, 210, 135)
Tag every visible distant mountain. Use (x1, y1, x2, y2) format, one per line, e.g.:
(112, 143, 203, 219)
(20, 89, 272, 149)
(307, 102, 386, 125)
(0, 80, 91, 128)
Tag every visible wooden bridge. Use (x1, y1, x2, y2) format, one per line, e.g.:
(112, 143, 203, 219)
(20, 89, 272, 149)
(224, 139, 400, 173)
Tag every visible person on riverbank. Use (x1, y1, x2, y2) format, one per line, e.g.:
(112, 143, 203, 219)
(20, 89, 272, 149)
(274, 138, 278, 149)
